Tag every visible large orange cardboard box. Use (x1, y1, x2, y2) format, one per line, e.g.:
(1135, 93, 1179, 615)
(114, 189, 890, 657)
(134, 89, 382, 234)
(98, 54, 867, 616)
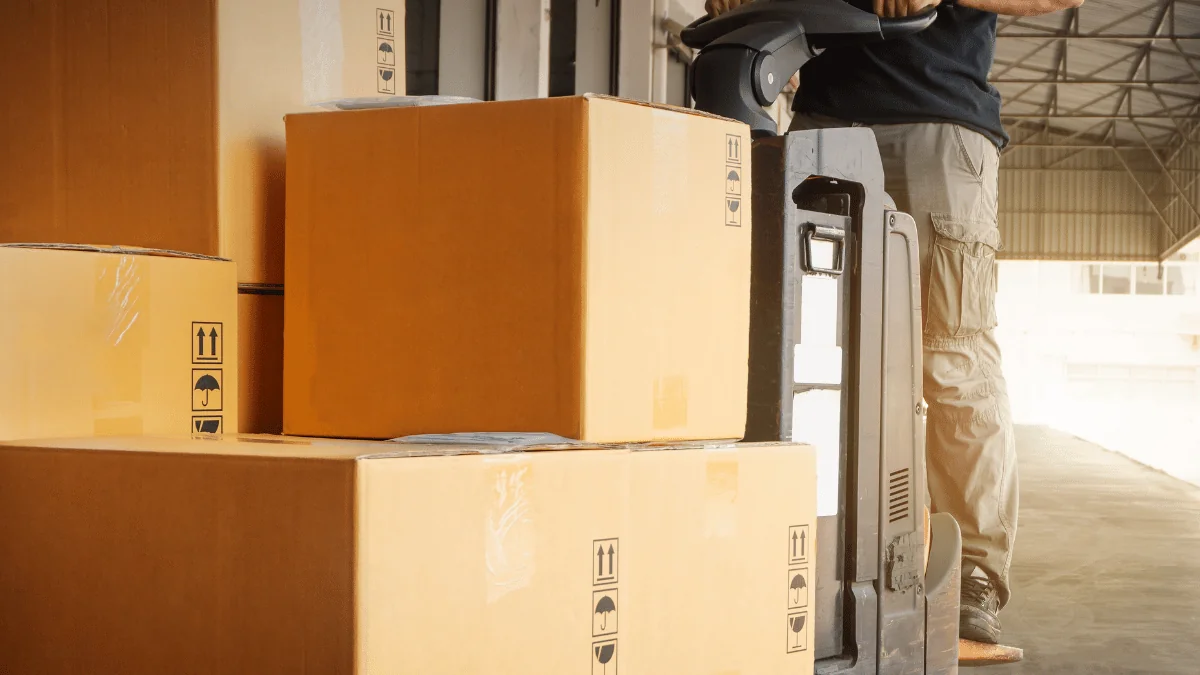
(0, 435, 816, 674)
(0, 244, 238, 439)
(284, 96, 753, 442)
(0, 0, 404, 285)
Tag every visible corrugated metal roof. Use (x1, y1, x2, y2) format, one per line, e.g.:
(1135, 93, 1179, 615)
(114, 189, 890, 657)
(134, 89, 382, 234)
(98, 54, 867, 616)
(995, 0, 1200, 259)
(994, 0, 1199, 146)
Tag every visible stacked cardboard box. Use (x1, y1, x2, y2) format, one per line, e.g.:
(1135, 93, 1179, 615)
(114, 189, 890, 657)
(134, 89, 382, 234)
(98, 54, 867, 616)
(0, 51, 819, 671)
(0, 244, 237, 439)
(0, 0, 403, 433)
(283, 95, 755, 442)
(0, 434, 816, 674)
(271, 95, 816, 672)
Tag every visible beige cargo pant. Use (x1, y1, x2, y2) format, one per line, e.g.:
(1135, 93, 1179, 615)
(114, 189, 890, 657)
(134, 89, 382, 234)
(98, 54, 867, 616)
(790, 114, 1019, 608)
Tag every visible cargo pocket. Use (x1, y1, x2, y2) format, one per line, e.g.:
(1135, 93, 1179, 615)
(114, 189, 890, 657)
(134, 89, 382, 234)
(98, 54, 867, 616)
(925, 214, 1002, 339)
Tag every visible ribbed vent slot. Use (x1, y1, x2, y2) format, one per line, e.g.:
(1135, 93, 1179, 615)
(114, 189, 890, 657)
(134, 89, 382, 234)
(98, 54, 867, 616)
(888, 468, 910, 523)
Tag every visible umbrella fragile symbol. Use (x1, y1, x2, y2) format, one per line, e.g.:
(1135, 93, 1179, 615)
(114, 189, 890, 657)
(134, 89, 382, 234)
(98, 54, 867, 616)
(790, 573, 807, 605)
(726, 169, 741, 194)
(377, 39, 396, 66)
(194, 374, 220, 407)
(595, 595, 615, 631)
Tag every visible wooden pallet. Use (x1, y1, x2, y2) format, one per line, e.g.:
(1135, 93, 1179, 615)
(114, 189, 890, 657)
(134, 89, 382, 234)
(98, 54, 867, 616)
(959, 639, 1024, 668)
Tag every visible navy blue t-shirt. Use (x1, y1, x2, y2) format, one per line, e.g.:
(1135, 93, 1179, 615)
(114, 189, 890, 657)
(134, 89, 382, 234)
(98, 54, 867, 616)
(795, 1, 1009, 148)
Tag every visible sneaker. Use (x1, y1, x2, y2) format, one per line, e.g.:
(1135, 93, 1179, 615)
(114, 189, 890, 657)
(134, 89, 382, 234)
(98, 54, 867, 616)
(960, 569, 1003, 644)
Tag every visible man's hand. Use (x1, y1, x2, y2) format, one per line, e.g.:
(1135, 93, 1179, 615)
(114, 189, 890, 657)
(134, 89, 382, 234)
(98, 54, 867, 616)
(958, 0, 1083, 16)
(705, 0, 750, 17)
(874, 0, 941, 18)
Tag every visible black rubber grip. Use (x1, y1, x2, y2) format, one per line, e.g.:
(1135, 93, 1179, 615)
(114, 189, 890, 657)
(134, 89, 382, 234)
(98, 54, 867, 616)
(878, 8, 938, 40)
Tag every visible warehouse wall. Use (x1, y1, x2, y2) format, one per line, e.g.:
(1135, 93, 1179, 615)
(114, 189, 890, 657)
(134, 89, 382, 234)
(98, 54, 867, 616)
(998, 150, 1165, 261)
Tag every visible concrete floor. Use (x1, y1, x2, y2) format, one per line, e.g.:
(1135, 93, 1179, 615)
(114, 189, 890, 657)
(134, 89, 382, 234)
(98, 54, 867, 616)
(979, 426, 1200, 674)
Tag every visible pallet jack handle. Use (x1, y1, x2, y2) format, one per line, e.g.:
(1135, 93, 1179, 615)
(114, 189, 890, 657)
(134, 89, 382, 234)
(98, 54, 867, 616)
(682, 0, 937, 137)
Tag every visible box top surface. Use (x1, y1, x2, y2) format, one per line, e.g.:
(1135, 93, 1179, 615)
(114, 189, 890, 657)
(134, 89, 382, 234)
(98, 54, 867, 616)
(0, 243, 231, 262)
(284, 94, 743, 126)
(0, 434, 804, 462)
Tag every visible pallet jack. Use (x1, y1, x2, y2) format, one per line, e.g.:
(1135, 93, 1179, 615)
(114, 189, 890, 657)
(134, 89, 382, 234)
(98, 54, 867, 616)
(681, 1, 1023, 672)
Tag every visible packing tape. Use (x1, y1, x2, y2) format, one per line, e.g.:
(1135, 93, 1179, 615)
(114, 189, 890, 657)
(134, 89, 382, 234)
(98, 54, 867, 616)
(92, 254, 147, 435)
(652, 376, 689, 431)
(704, 454, 738, 539)
(484, 456, 535, 604)
(299, 0, 346, 105)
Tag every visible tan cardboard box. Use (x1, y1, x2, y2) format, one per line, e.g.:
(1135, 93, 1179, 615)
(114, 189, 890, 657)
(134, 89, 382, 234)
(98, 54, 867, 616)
(284, 96, 753, 442)
(238, 291, 285, 434)
(0, 435, 815, 674)
(0, 0, 403, 285)
(0, 244, 238, 439)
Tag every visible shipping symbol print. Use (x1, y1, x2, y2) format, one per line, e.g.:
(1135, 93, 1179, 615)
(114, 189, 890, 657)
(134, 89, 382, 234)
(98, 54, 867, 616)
(726, 167, 742, 196)
(594, 539, 618, 584)
(787, 612, 809, 653)
(378, 67, 397, 94)
(192, 322, 223, 364)
(377, 38, 396, 66)
(726, 134, 742, 164)
(788, 568, 809, 609)
(193, 417, 222, 434)
(789, 525, 810, 565)
(377, 8, 395, 36)
(192, 369, 223, 412)
(791, 571, 806, 604)
(592, 639, 617, 675)
(596, 596, 615, 629)
(725, 197, 742, 227)
(592, 589, 618, 637)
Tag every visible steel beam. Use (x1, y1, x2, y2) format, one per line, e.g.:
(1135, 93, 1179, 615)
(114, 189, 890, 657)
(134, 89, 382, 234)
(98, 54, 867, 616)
(998, 33, 1200, 40)
(1001, 168, 1200, 173)
(1086, 2, 1162, 37)
(993, 77, 1200, 85)
(1000, 113, 1191, 119)
(1006, 144, 1174, 150)
(1000, 115, 1180, 135)
(1111, 1, 1174, 127)
(992, 78, 1198, 86)
(1132, 121, 1200, 240)
(1112, 147, 1182, 242)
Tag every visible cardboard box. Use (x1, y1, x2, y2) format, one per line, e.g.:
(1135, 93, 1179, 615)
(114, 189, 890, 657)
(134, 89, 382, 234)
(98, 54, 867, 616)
(0, 435, 816, 674)
(238, 291, 285, 434)
(0, 0, 404, 285)
(0, 244, 237, 439)
(284, 96, 753, 442)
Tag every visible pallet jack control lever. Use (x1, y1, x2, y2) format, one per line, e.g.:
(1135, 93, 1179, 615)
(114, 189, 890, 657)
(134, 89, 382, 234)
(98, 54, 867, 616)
(682, 0, 936, 137)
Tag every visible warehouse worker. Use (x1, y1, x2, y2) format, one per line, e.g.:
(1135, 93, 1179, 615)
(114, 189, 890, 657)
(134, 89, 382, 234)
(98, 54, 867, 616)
(707, 0, 1083, 645)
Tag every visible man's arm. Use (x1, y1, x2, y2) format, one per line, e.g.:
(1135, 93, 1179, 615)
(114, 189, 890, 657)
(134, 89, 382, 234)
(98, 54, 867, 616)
(709, 0, 1083, 22)
(957, 0, 1084, 16)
